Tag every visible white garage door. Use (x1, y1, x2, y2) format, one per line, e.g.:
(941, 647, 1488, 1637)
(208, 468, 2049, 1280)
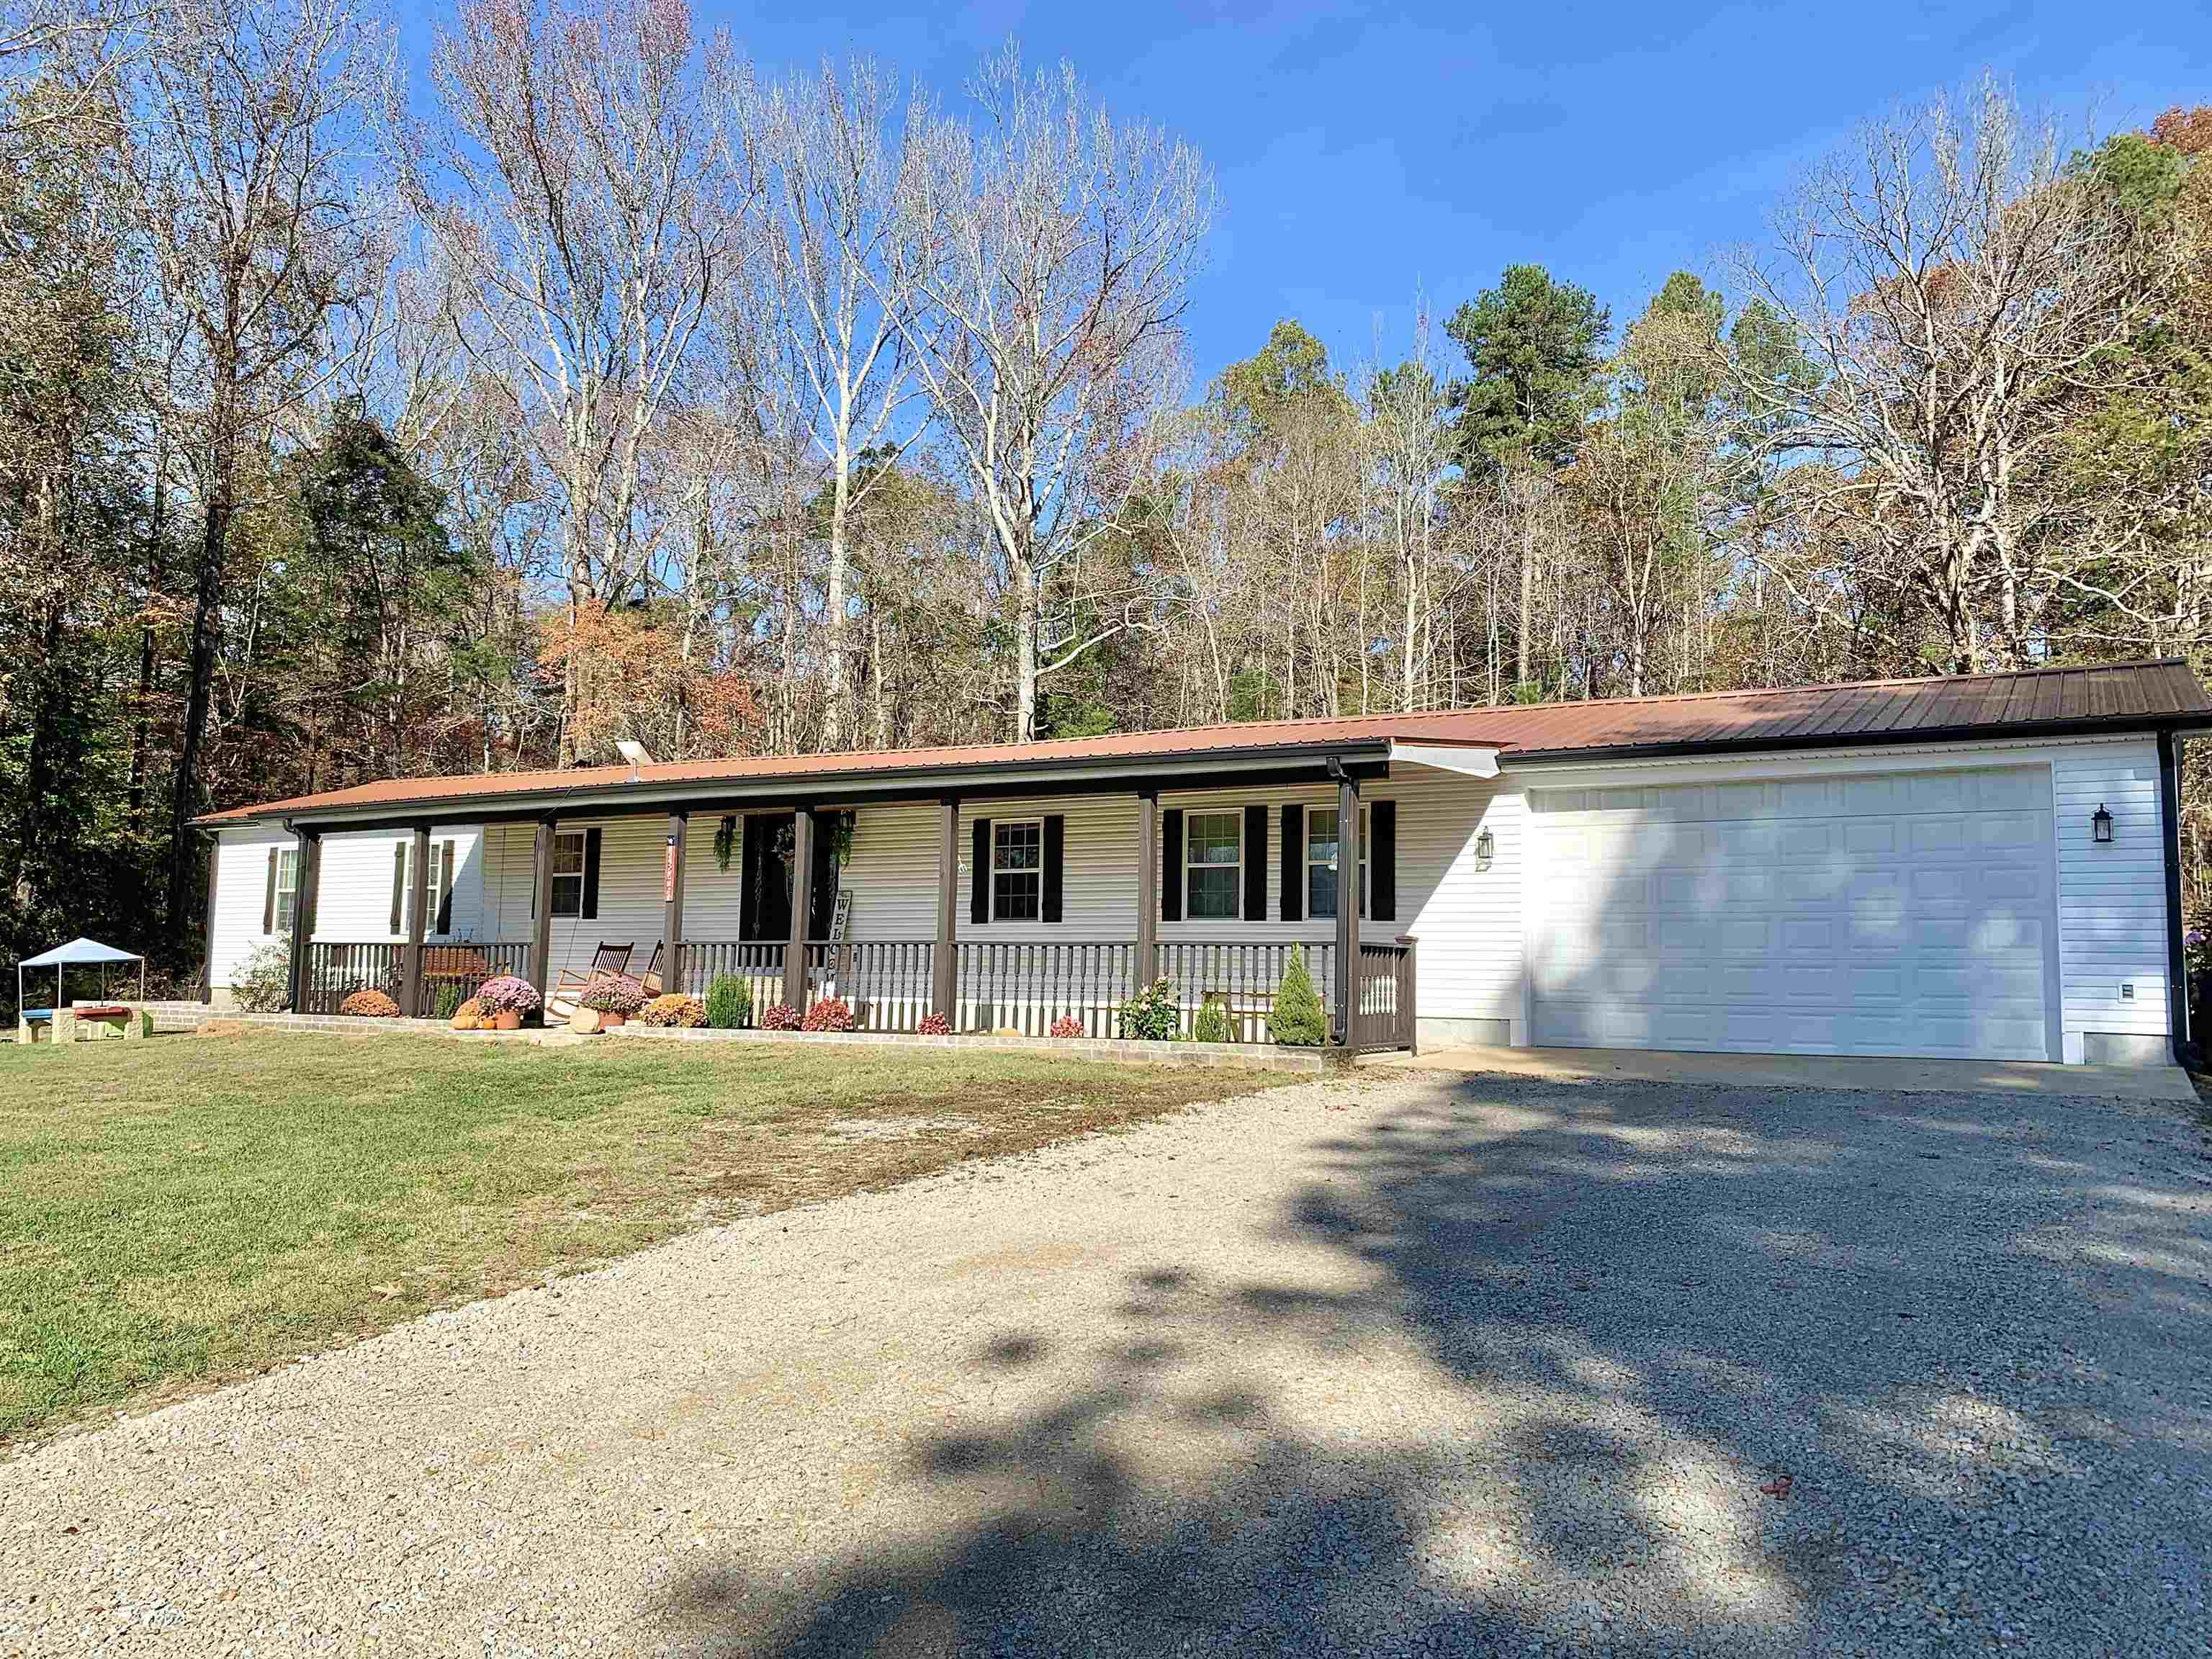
(1529, 766, 2059, 1061)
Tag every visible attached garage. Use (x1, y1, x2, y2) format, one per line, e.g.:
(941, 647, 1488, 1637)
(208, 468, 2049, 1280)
(1529, 765, 2062, 1061)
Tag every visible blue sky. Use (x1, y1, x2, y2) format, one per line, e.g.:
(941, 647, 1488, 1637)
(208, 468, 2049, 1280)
(398, 0, 2211, 385)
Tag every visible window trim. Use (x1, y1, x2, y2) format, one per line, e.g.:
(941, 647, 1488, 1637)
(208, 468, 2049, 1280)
(989, 817, 1044, 923)
(549, 827, 587, 920)
(1183, 809, 1244, 922)
(1307, 804, 1370, 921)
(272, 848, 299, 935)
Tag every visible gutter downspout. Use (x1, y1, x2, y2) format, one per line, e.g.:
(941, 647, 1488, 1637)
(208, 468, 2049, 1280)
(2157, 731, 2193, 1069)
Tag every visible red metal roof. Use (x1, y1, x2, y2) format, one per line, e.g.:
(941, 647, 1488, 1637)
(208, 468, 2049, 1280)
(196, 658, 2212, 826)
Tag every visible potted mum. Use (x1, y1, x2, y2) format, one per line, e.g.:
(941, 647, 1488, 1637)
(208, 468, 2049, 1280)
(576, 973, 647, 1030)
(475, 975, 541, 1031)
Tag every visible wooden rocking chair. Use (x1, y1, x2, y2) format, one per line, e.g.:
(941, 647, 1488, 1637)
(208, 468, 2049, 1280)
(551, 942, 634, 1019)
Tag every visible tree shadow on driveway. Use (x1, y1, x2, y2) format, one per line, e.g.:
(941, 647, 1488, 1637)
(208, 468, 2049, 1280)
(657, 1074, 2212, 1657)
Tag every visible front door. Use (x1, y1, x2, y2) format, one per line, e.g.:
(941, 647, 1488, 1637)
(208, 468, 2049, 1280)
(738, 813, 845, 942)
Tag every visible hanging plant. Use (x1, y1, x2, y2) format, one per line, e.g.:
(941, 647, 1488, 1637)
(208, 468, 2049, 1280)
(714, 814, 737, 871)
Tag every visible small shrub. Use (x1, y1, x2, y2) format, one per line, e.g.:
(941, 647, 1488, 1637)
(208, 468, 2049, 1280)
(704, 972, 752, 1029)
(638, 993, 707, 1028)
(758, 1002, 801, 1031)
(1192, 997, 1232, 1044)
(338, 988, 401, 1019)
(801, 996, 855, 1033)
(451, 997, 484, 1029)
(1268, 946, 1328, 1046)
(917, 1011, 952, 1036)
(475, 975, 542, 1016)
(232, 940, 291, 1012)
(1049, 1014, 1084, 1039)
(1115, 977, 1182, 1042)
(578, 974, 647, 1015)
(432, 982, 464, 1021)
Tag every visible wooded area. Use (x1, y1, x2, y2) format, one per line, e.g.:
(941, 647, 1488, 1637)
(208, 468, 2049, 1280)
(1, 0, 2208, 980)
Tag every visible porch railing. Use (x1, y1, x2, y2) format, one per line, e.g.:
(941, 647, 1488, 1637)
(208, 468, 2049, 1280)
(298, 940, 531, 1017)
(304, 935, 1417, 1051)
(953, 941, 1138, 1037)
(1348, 940, 1417, 1053)
(671, 941, 787, 1010)
(807, 940, 935, 1033)
(672, 936, 1413, 1048)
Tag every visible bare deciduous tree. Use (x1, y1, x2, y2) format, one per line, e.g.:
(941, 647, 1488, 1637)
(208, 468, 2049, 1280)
(902, 45, 1212, 739)
(1729, 76, 2147, 671)
(403, 0, 752, 761)
(757, 57, 933, 749)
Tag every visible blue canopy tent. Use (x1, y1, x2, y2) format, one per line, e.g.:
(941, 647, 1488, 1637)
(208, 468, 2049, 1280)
(16, 937, 147, 1022)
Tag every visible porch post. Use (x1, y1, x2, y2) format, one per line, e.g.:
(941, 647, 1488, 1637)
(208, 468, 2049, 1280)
(663, 811, 688, 997)
(1135, 788, 1159, 986)
(932, 796, 958, 1021)
(199, 834, 218, 1005)
(285, 827, 320, 1012)
(402, 825, 431, 1015)
(529, 817, 556, 1010)
(783, 806, 815, 1012)
(1397, 933, 1419, 1053)
(1334, 771, 1359, 1045)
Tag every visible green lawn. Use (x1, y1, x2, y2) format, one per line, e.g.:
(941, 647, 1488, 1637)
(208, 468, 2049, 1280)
(0, 1028, 1279, 1442)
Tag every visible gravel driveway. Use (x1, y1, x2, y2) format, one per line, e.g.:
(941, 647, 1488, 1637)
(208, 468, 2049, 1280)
(4, 1068, 2208, 1657)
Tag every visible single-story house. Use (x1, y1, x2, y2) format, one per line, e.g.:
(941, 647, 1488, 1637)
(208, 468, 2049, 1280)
(193, 659, 2209, 1066)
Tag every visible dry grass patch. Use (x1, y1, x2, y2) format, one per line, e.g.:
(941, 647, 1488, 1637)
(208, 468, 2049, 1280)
(0, 1028, 1281, 1443)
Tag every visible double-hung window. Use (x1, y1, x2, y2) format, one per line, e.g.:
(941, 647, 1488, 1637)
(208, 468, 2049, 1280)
(1184, 811, 1242, 920)
(272, 848, 299, 935)
(549, 829, 586, 918)
(426, 842, 451, 935)
(1308, 805, 1370, 920)
(992, 819, 1043, 921)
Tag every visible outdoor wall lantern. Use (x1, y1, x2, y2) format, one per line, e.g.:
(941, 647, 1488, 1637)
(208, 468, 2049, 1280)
(1474, 827, 1496, 871)
(2092, 804, 2114, 844)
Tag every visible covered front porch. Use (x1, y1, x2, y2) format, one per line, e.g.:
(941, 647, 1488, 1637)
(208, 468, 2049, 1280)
(281, 776, 1426, 1051)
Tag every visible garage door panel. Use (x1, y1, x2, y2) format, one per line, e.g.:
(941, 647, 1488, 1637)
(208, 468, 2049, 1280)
(1779, 917, 1837, 953)
(1845, 819, 1898, 854)
(1532, 765, 2057, 1062)
(1976, 811, 2044, 850)
(1974, 769, 2044, 810)
(1974, 866, 2046, 905)
(1717, 917, 1771, 953)
(1780, 821, 1834, 855)
(1907, 773, 1970, 812)
(1714, 820, 1780, 855)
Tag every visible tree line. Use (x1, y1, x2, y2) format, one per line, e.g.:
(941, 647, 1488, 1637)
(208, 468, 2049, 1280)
(1, 0, 2208, 976)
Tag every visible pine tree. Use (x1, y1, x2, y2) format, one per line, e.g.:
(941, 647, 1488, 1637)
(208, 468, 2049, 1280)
(1268, 947, 1328, 1046)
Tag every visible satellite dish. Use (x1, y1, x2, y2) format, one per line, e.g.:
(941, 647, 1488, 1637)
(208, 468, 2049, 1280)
(616, 739, 657, 768)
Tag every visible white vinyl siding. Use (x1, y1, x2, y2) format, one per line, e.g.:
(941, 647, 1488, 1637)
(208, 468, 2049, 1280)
(2051, 741, 2169, 1046)
(311, 828, 485, 945)
(209, 824, 292, 991)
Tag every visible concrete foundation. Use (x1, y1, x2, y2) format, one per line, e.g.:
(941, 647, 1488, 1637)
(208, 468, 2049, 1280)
(1416, 1016, 1511, 1050)
(2082, 1031, 2172, 1069)
(1380, 1043, 2200, 1103)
